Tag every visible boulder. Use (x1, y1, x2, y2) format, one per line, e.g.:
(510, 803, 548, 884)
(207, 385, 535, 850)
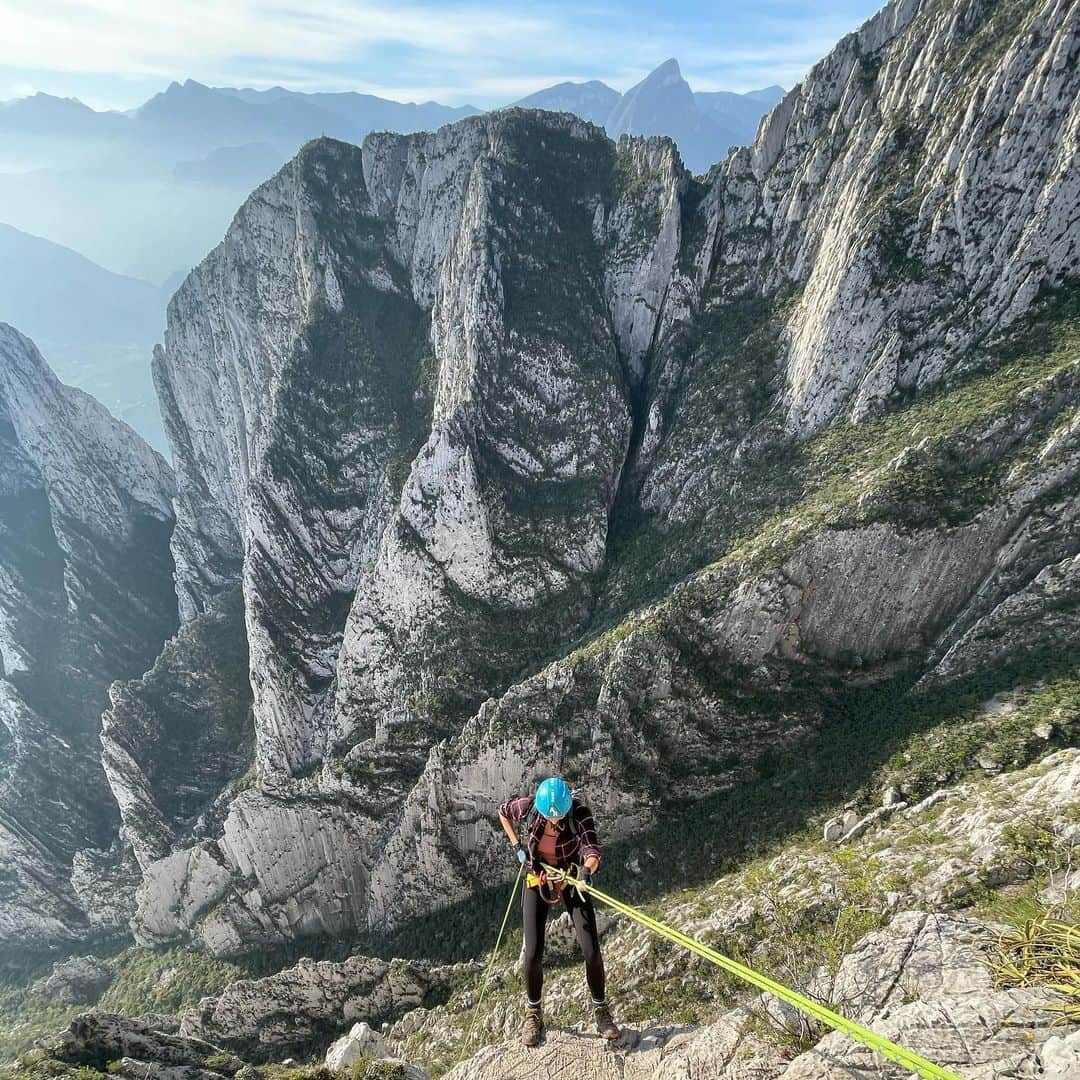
(325, 1022, 388, 1069)
(34, 955, 113, 1005)
(45, 1013, 237, 1072)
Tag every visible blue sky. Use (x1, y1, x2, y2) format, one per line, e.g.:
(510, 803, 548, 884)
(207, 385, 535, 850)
(0, 0, 885, 109)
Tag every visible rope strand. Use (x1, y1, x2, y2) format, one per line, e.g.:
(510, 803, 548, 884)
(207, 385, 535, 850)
(458, 864, 523, 1063)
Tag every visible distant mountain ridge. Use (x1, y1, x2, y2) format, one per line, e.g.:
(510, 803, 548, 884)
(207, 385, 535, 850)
(514, 60, 783, 170)
(1, 62, 782, 180)
(0, 61, 781, 284)
(0, 224, 168, 450)
(0, 61, 784, 450)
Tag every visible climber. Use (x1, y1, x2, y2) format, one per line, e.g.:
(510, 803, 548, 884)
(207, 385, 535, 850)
(498, 777, 621, 1048)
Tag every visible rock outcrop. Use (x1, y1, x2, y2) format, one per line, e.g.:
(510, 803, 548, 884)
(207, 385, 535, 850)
(33, 956, 114, 1006)
(325, 1022, 429, 1080)
(33, 1014, 244, 1080)
(178, 953, 479, 1061)
(440, 911, 1076, 1079)
(101, 586, 252, 872)
(0, 324, 178, 951)
(112, 0, 1080, 953)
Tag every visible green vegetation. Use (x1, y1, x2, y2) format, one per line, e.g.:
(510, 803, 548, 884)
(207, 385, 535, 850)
(722, 291, 1080, 579)
(985, 900, 1080, 1024)
(587, 281, 1080, 654)
(390, 654, 1079, 1073)
(6, 662, 1076, 1075)
(0, 992, 83, 1068)
(4, 1053, 411, 1080)
(1, 947, 245, 1066)
(878, 676, 1080, 802)
(96, 947, 244, 1016)
(4, 1049, 112, 1080)
(259, 1061, 409, 1080)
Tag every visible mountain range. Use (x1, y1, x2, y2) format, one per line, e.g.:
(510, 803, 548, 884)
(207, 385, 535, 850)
(0, 224, 168, 449)
(0, 60, 781, 281)
(1, 0, 1078, 1073)
(0, 60, 781, 451)
(1, 0, 1075, 953)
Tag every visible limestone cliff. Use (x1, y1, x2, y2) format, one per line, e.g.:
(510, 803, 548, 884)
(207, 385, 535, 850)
(0, 324, 178, 952)
(120, 0, 1079, 953)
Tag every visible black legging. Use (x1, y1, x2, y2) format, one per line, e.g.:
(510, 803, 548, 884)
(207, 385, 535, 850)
(523, 880, 605, 1004)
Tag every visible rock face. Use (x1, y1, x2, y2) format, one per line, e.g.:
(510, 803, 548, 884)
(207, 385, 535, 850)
(516, 61, 782, 170)
(37, 1013, 244, 1080)
(125, 0, 1080, 953)
(0, 324, 178, 951)
(15, 1012, 432, 1080)
(441, 911, 1076, 1079)
(178, 953, 478, 1060)
(325, 1022, 429, 1080)
(101, 586, 252, 872)
(33, 956, 114, 1005)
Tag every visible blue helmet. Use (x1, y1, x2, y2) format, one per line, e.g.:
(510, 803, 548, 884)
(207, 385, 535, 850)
(535, 777, 573, 820)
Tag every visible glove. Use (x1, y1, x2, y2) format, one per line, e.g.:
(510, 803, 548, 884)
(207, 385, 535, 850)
(581, 866, 593, 886)
(515, 846, 528, 865)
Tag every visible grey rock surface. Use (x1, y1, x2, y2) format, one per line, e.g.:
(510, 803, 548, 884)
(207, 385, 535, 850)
(179, 953, 479, 1060)
(442, 910, 1078, 1079)
(45, 1013, 237, 1071)
(94, 0, 1080, 954)
(325, 1021, 388, 1068)
(33, 956, 114, 1005)
(0, 324, 178, 950)
(325, 1022, 429, 1079)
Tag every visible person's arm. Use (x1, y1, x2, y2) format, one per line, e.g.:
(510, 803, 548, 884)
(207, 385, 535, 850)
(498, 811, 521, 847)
(497, 796, 532, 861)
(576, 802, 602, 873)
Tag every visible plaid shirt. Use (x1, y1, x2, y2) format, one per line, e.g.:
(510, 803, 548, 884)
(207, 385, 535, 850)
(499, 794, 602, 871)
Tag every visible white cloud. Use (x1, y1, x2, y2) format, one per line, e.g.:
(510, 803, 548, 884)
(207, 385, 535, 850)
(0, 0, 563, 79)
(0, 0, 878, 107)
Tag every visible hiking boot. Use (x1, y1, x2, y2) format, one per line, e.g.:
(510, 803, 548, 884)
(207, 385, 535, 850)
(595, 1004, 620, 1041)
(522, 1006, 544, 1047)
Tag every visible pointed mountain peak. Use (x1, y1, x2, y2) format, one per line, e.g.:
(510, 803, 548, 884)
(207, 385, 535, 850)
(650, 58, 683, 80)
(607, 58, 695, 139)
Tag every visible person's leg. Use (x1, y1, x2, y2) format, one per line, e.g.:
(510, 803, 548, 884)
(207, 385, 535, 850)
(522, 885, 549, 1006)
(566, 886, 620, 1040)
(565, 887, 605, 1003)
(521, 886, 549, 1047)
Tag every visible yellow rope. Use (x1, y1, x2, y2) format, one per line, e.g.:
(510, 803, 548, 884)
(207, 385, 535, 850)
(459, 863, 523, 1062)
(542, 863, 966, 1080)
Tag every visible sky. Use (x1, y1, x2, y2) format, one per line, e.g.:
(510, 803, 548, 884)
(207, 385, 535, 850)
(0, 0, 885, 110)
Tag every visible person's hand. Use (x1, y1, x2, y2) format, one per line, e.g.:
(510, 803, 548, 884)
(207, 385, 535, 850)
(584, 856, 599, 874)
(515, 846, 528, 865)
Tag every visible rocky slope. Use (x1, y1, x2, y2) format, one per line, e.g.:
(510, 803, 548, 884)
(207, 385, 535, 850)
(0, 324, 178, 954)
(9, 727, 1078, 1079)
(383, 739, 1080, 1077)
(441, 913, 1080, 1079)
(111, 0, 1080, 955)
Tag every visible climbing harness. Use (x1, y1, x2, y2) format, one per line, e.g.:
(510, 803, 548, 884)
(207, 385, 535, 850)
(525, 867, 565, 904)
(541, 863, 966, 1080)
(459, 863, 523, 1062)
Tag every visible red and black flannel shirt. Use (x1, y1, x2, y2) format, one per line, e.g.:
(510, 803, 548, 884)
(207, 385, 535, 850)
(498, 794, 602, 871)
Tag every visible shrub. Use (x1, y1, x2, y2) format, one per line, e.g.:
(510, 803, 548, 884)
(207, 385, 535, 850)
(986, 908, 1080, 1024)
